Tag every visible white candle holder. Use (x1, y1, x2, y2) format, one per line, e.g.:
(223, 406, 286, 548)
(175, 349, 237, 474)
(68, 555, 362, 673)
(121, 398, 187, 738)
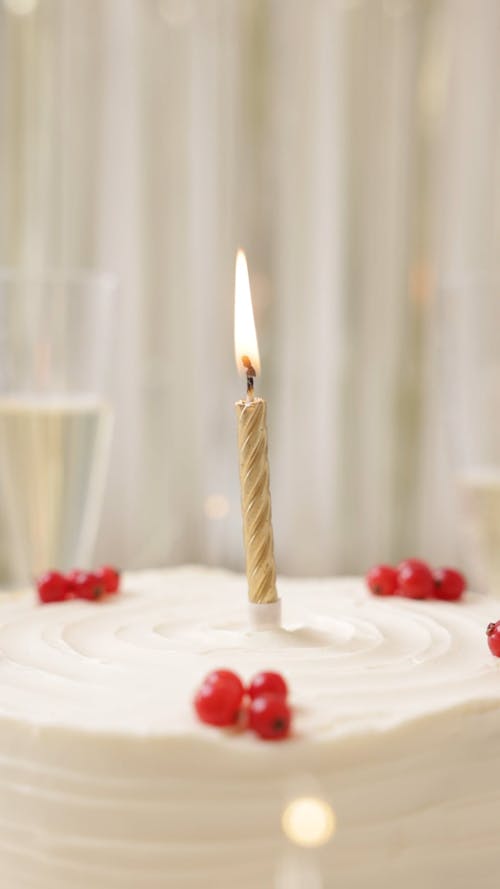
(248, 598, 282, 630)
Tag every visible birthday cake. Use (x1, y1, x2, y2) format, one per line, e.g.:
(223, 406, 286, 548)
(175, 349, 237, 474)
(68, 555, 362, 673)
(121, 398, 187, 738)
(0, 567, 498, 888)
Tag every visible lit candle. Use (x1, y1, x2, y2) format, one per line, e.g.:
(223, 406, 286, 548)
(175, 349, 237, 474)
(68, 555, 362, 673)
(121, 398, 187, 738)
(234, 250, 281, 629)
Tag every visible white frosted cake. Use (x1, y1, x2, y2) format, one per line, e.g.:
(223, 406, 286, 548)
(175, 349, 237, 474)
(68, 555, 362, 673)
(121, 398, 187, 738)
(0, 567, 499, 888)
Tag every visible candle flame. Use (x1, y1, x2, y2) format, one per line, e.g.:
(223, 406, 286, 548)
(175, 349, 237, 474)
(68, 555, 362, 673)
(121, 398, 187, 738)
(234, 249, 261, 378)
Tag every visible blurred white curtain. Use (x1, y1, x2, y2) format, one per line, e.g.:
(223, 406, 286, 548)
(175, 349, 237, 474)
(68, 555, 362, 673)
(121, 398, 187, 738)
(0, 0, 499, 576)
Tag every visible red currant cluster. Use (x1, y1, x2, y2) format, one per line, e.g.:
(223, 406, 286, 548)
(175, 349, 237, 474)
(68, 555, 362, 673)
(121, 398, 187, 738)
(194, 669, 291, 741)
(366, 559, 466, 602)
(36, 566, 120, 604)
(487, 621, 500, 657)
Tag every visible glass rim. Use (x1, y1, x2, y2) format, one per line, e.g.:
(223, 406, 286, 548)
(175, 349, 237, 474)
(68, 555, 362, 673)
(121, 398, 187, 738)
(0, 268, 117, 291)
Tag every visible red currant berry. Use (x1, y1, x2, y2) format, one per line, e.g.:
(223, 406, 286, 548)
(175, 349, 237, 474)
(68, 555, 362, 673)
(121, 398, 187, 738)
(397, 559, 434, 599)
(248, 671, 288, 700)
(249, 694, 291, 741)
(194, 673, 244, 727)
(36, 571, 68, 604)
(433, 568, 465, 602)
(96, 565, 120, 594)
(70, 571, 105, 601)
(66, 569, 81, 582)
(366, 565, 398, 597)
(65, 569, 82, 597)
(486, 621, 500, 657)
(202, 669, 245, 699)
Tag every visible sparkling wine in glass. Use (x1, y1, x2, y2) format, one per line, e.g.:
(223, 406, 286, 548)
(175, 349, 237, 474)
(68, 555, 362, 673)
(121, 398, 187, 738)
(0, 272, 116, 586)
(442, 276, 500, 596)
(458, 467, 500, 597)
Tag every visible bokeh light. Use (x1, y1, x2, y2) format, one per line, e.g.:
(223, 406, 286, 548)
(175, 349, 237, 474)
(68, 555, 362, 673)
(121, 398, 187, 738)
(3, 0, 38, 15)
(281, 796, 336, 848)
(204, 494, 230, 520)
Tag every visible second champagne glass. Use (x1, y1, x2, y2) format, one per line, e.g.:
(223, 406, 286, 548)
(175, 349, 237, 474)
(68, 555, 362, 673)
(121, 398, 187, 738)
(441, 276, 500, 596)
(0, 271, 116, 587)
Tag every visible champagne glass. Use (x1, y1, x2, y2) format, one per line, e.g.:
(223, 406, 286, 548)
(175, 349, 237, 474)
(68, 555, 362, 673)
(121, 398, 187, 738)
(441, 276, 500, 595)
(0, 271, 116, 587)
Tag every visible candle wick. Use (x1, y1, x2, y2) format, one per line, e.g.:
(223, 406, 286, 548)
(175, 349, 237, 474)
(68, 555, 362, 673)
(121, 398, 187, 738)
(246, 374, 255, 402)
(242, 355, 256, 402)
(241, 355, 256, 375)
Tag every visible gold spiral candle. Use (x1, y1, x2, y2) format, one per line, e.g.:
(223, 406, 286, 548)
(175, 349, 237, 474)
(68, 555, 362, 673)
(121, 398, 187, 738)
(235, 396, 277, 604)
(233, 249, 279, 613)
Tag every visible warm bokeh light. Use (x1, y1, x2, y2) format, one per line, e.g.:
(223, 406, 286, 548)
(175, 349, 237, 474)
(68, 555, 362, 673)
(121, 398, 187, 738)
(234, 249, 261, 378)
(203, 493, 230, 520)
(3, 0, 38, 14)
(281, 796, 337, 848)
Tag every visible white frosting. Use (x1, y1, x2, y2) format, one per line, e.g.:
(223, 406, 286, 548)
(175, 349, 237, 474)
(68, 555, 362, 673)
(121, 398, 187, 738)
(0, 567, 498, 889)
